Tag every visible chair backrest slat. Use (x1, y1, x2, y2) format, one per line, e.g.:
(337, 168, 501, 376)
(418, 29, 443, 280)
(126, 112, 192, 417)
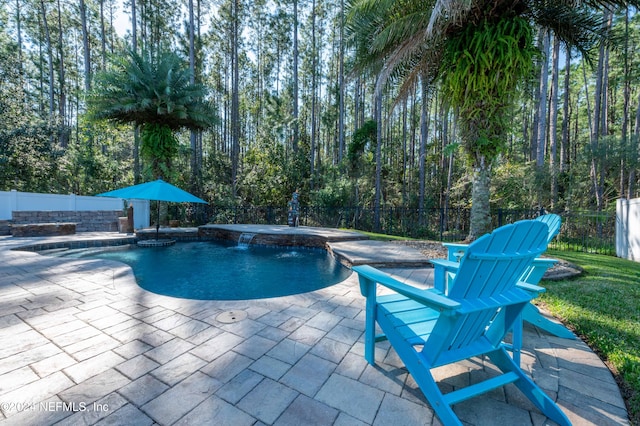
(535, 213, 562, 242)
(439, 220, 549, 352)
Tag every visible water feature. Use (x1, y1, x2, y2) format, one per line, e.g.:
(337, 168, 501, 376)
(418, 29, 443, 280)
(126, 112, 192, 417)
(237, 232, 256, 249)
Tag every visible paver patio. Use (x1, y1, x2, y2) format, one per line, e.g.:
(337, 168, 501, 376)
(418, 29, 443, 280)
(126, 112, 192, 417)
(0, 232, 629, 425)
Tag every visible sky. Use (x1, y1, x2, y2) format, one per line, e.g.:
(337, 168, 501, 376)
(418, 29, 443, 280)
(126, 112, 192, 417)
(111, 1, 194, 38)
(112, 1, 129, 38)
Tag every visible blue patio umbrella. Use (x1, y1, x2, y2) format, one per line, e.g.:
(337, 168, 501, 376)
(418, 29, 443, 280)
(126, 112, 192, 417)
(97, 179, 207, 239)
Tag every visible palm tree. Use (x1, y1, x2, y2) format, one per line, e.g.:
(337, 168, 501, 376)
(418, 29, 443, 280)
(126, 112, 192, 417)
(88, 49, 217, 181)
(346, 0, 637, 240)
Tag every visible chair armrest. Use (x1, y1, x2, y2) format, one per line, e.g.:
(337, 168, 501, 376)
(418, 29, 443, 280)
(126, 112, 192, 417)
(430, 259, 459, 293)
(516, 281, 546, 295)
(430, 259, 460, 271)
(353, 265, 460, 311)
(442, 242, 469, 262)
(532, 258, 558, 267)
(522, 258, 558, 285)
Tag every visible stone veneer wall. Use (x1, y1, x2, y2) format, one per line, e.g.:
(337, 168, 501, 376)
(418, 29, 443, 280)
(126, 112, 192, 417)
(13, 236, 136, 252)
(11, 210, 121, 232)
(0, 220, 10, 235)
(11, 223, 77, 237)
(197, 226, 329, 248)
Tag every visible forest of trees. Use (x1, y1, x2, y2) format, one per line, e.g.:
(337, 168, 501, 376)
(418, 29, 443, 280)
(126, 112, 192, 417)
(1, 0, 640, 236)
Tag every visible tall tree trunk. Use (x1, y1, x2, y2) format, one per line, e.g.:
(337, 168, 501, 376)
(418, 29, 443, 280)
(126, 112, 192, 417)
(601, 42, 610, 138)
(231, 0, 240, 196)
(468, 157, 491, 241)
(310, 0, 317, 189)
(521, 105, 529, 160)
(188, 0, 200, 193)
(561, 47, 570, 174)
(56, 0, 66, 135)
(39, 0, 55, 120)
(444, 113, 456, 232)
(196, 0, 203, 183)
(131, 0, 140, 183)
(536, 29, 550, 170)
(418, 74, 429, 219)
(401, 97, 408, 204)
(131, 0, 137, 52)
(337, 0, 345, 164)
(549, 34, 560, 209)
(80, 0, 91, 92)
(374, 85, 383, 232)
(440, 101, 449, 208)
(621, 6, 630, 198)
(292, 0, 299, 153)
(99, 0, 106, 68)
(529, 30, 543, 162)
(15, 0, 24, 77)
(591, 9, 612, 211)
(410, 86, 417, 176)
(354, 77, 363, 130)
(107, 1, 115, 54)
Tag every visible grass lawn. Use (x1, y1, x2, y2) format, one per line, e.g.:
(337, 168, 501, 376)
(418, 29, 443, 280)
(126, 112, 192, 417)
(541, 250, 640, 425)
(344, 229, 413, 241)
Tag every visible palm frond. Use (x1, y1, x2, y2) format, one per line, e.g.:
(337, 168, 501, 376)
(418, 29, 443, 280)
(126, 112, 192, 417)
(580, 0, 640, 8)
(528, 3, 604, 58)
(88, 49, 217, 131)
(426, 0, 473, 37)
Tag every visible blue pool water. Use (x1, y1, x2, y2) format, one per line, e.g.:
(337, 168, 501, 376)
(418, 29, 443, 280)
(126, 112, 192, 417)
(84, 241, 352, 300)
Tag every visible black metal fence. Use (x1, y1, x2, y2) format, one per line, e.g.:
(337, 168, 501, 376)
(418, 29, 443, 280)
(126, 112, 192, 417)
(202, 205, 616, 255)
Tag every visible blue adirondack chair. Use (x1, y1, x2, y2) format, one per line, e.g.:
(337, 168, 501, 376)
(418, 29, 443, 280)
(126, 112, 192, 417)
(354, 220, 571, 426)
(439, 214, 574, 342)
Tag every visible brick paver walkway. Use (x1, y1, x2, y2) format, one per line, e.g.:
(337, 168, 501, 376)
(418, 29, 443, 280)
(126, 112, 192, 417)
(0, 233, 629, 425)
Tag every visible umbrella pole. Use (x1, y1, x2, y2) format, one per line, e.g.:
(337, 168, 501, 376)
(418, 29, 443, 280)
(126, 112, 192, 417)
(156, 202, 160, 240)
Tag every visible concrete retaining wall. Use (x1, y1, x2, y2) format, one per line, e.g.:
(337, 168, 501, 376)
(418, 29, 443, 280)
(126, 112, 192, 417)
(0, 190, 123, 219)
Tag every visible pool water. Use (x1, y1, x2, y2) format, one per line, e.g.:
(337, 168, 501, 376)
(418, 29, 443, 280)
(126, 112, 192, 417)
(83, 241, 352, 300)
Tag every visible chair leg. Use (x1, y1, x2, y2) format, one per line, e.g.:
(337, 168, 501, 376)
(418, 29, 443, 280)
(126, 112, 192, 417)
(360, 279, 377, 365)
(511, 312, 523, 366)
(401, 352, 464, 426)
(487, 348, 571, 426)
(522, 303, 576, 339)
(364, 309, 376, 365)
(375, 316, 463, 424)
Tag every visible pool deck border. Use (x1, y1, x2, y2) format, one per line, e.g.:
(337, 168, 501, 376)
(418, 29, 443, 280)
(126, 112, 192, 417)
(0, 229, 630, 425)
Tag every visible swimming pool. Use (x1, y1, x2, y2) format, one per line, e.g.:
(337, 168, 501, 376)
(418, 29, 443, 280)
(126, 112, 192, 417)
(81, 240, 352, 300)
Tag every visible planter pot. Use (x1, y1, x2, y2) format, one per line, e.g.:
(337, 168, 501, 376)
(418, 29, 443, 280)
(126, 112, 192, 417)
(118, 217, 129, 233)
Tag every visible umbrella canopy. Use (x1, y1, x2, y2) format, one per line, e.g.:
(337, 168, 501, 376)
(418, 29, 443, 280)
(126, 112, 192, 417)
(97, 179, 207, 240)
(97, 179, 207, 204)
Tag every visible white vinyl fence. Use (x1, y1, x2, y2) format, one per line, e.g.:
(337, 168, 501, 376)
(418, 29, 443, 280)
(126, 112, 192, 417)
(616, 197, 640, 262)
(0, 190, 150, 229)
